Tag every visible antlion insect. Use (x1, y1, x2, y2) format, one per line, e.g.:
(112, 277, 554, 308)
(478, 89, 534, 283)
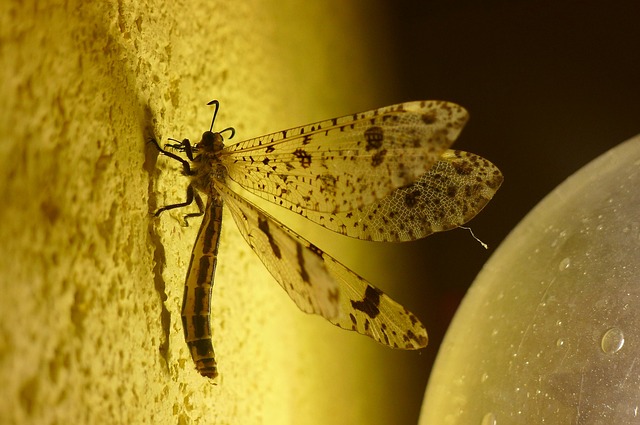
(151, 100, 503, 379)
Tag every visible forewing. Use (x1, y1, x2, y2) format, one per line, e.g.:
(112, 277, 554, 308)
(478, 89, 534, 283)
(215, 182, 427, 348)
(219, 101, 468, 214)
(301, 150, 504, 241)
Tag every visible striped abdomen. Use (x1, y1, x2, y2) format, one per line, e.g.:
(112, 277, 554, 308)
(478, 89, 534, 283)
(181, 196, 223, 379)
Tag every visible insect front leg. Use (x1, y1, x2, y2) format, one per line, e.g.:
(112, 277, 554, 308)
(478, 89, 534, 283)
(164, 138, 197, 161)
(148, 138, 194, 175)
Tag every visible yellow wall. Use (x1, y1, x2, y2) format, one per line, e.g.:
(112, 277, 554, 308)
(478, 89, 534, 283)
(0, 1, 408, 424)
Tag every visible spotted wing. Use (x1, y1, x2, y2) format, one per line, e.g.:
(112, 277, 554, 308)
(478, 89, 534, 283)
(216, 181, 339, 319)
(215, 182, 428, 349)
(300, 150, 504, 241)
(219, 101, 468, 215)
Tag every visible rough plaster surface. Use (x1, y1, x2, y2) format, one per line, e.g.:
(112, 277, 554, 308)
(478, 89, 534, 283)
(0, 1, 409, 424)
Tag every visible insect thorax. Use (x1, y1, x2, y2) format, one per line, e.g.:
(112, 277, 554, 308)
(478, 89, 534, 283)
(190, 131, 227, 193)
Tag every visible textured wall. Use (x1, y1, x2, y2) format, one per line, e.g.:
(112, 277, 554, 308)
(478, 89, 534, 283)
(0, 1, 413, 424)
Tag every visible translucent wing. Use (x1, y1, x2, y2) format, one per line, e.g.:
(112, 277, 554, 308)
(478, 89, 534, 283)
(215, 181, 428, 349)
(322, 258, 428, 349)
(219, 101, 468, 214)
(216, 182, 340, 319)
(300, 150, 504, 241)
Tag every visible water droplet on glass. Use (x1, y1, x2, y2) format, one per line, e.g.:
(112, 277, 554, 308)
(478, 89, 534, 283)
(601, 327, 625, 354)
(558, 257, 571, 271)
(481, 412, 497, 425)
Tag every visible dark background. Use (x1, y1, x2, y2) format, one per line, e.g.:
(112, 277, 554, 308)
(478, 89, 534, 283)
(367, 0, 639, 422)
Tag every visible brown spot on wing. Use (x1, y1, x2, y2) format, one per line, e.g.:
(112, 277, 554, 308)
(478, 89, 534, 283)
(350, 285, 382, 318)
(364, 126, 384, 150)
(258, 216, 281, 259)
(293, 148, 312, 168)
(403, 189, 420, 209)
(371, 149, 387, 167)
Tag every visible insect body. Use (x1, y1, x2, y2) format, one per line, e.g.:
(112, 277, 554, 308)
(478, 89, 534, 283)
(152, 100, 503, 379)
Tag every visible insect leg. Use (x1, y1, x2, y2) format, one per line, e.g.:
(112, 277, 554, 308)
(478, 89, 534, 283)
(148, 138, 194, 174)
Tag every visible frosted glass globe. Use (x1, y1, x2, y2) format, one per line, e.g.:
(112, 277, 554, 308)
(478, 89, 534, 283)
(420, 136, 640, 424)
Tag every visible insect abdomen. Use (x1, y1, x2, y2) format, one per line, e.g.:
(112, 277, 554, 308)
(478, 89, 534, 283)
(181, 197, 224, 379)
